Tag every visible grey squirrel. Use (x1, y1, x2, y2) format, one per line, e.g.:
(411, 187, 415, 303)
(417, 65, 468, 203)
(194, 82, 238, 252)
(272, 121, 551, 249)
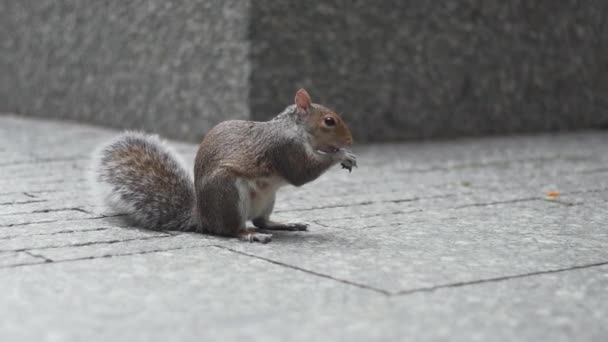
(93, 89, 356, 243)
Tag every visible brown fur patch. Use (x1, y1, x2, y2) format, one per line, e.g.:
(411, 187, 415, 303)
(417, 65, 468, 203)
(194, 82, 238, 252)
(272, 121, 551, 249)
(304, 106, 353, 150)
(112, 144, 176, 187)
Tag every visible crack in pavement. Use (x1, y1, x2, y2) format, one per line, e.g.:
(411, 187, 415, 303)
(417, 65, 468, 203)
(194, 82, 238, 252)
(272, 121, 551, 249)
(0, 189, 60, 197)
(0, 213, 127, 228)
(0, 207, 92, 217)
(447, 187, 608, 210)
(31, 207, 91, 214)
(275, 201, 374, 213)
(23, 250, 53, 263)
(394, 260, 608, 296)
(579, 167, 608, 174)
(0, 243, 215, 269)
(214, 245, 391, 295)
(275, 194, 459, 214)
(449, 197, 540, 209)
(319, 209, 424, 223)
(0, 199, 48, 206)
(0, 234, 170, 253)
(542, 198, 577, 207)
(0, 227, 112, 240)
(0, 171, 86, 181)
(0, 156, 88, 167)
(315, 216, 459, 230)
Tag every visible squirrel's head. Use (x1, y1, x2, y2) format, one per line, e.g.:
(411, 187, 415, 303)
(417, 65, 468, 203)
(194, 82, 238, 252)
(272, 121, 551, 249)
(293, 88, 353, 154)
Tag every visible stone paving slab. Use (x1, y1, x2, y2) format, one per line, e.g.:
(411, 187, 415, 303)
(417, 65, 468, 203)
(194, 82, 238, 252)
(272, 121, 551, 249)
(1, 247, 607, 342)
(256, 201, 608, 294)
(1, 114, 608, 341)
(0, 226, 169, 253)
(30, 233, 220, 262)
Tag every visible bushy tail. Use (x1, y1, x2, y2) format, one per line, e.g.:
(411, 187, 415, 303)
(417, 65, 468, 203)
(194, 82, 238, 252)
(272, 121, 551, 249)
(92, 132, 196, 231)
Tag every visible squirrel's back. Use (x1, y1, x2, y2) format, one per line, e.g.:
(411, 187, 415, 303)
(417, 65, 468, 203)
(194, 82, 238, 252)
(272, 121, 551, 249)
(194, 119, 296, 179)
(92, 132, 196, 231)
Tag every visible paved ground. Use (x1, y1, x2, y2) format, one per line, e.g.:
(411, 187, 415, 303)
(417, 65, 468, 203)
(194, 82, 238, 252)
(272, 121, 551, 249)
(1, 114, 607, 342)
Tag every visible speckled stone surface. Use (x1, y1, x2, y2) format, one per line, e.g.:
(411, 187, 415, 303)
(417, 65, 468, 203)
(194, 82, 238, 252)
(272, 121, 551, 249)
(250, 1, 608, 141)
(2, 114, 608, 341)
(0, 0, 250, 141)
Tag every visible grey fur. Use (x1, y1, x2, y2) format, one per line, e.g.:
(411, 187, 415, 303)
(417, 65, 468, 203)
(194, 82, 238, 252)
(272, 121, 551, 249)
(94, 132, 196, 231)
(194, 170, 243, 236)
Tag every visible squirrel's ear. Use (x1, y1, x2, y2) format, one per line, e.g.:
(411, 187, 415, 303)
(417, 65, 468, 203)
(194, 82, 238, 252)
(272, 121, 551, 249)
(294, 89, 312, 112)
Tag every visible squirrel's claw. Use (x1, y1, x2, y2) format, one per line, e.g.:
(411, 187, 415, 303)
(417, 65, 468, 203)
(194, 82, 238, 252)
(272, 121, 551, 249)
(340, 151, 357, 173)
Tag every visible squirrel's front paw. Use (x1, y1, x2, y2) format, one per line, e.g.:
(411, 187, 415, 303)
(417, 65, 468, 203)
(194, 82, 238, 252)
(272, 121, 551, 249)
(340, 151, 358, 173)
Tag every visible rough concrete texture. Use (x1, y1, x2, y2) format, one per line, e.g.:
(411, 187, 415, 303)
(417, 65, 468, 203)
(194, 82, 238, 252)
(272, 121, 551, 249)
(250, 1, 608, 141)
(2, 1, 608, 142)
(0, 0, 250, 141)
(1, 114, 608, 341)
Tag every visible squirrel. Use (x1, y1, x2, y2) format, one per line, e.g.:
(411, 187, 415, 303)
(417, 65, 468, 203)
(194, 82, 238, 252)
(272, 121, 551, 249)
(92, 89, 357, 243)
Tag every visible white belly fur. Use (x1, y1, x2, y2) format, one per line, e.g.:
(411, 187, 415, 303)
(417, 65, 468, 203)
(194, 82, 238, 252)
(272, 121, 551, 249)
(235, 177, 287, 221)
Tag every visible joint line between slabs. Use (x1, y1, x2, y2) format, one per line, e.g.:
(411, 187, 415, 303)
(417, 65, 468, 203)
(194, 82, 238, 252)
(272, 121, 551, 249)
(214, 245, 390, 296)
(395, 260, 608, 296)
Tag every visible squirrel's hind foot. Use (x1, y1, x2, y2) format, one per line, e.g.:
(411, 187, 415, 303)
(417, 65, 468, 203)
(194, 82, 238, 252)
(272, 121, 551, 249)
(252, 219, 309, 231)
(265, 222, 309, 231)
(238, 231, 273, 244)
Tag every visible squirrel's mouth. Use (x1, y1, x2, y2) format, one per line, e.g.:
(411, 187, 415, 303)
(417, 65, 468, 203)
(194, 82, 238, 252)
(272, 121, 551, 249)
(316, 145, 341, 154)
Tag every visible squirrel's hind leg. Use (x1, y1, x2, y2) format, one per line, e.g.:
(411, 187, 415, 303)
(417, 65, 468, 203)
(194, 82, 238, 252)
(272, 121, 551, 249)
(251, 195, 309, 232)
(197, 173, 272, 243)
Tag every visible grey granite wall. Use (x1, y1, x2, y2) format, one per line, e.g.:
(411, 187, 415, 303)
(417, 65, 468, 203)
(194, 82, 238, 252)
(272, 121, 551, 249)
(250, 0, 608, 142)
(1, 0, 250, 141)
(1, 1, 607, 142)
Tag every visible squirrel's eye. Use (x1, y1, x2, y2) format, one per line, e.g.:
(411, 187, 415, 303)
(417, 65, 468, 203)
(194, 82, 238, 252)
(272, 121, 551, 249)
(324, 117, 336, 126)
